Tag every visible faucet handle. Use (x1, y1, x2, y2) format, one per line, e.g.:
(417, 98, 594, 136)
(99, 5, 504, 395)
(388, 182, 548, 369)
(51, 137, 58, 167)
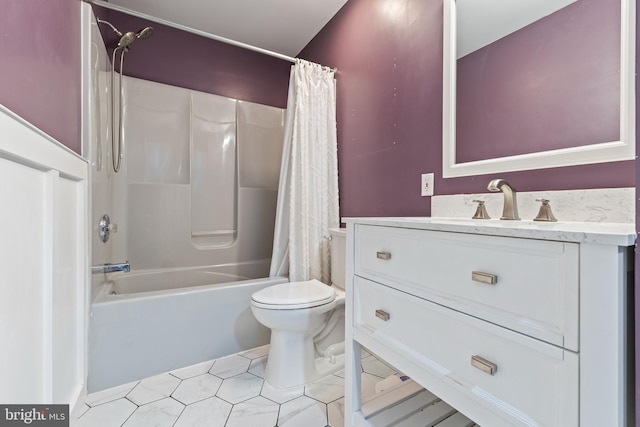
(533, 198, 558, 222)
(471, 200, 491, 220)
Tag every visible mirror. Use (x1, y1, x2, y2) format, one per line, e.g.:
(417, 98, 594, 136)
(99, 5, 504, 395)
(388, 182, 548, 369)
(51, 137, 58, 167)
(443, 0, 635, 178)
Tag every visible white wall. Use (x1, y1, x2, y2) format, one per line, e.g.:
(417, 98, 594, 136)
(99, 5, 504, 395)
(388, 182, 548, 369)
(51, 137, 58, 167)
(0, 107, 88, 408)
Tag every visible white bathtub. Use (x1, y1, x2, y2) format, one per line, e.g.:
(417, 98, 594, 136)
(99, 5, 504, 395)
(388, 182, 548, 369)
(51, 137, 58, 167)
(88, 264, 286, 392)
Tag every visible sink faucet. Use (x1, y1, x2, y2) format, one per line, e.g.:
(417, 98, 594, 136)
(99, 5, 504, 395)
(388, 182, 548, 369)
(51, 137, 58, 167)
(487, 179, 520, 220)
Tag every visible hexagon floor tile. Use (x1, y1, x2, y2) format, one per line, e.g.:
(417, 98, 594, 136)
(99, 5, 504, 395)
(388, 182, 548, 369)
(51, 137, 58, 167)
(77, 345, 475, 426)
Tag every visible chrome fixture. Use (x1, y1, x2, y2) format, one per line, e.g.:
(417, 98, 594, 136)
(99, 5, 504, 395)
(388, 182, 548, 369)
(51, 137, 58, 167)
(533, 198, 558, 222)
(471, 199, 490, 219)
(98, 214, 117, 243)
(97, 18, 154, 173)
(91, 261, 130, 274)
(487, 179, 520, 220)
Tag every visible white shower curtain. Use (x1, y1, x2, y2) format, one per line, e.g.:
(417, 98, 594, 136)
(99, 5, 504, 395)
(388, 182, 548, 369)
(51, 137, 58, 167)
(269, 59, 339, 283)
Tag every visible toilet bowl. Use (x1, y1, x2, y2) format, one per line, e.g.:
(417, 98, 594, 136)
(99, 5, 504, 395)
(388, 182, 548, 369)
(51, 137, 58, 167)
(250, 228, 346, 388)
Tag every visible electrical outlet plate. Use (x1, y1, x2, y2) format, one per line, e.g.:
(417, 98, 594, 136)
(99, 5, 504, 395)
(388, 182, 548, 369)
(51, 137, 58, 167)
(421, 173, 434, 196)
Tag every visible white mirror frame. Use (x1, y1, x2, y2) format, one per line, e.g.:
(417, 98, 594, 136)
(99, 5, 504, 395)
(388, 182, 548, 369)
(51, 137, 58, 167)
(442, 0, 635, 178)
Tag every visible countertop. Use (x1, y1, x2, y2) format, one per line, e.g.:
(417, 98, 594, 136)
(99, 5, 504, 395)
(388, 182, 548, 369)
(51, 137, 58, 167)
(343, 217, 636, 246)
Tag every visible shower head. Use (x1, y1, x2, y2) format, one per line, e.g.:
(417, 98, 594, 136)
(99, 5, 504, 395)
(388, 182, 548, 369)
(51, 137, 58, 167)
(97, 19, 154, 50)
(117, 27, 154, 49)
(136, 27, 154, 39)
(117, 31, 137, 49)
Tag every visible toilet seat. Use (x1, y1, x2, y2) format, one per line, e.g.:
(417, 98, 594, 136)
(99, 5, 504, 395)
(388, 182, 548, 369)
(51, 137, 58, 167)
(251, 279, 336, 310)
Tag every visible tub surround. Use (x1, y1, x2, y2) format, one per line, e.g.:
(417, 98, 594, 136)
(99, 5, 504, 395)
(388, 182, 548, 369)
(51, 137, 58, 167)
(344, 217, 634, 426)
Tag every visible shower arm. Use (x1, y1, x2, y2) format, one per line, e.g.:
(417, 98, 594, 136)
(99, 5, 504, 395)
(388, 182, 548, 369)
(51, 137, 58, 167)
(97, 18, 123, 37)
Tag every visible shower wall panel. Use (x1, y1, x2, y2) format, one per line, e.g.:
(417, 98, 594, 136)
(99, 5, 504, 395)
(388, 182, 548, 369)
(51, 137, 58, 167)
(124, 79, 190, 185)
(238, 101, 285, 189)
(116, 76, 285, 271)
(191, 93, 238, 247)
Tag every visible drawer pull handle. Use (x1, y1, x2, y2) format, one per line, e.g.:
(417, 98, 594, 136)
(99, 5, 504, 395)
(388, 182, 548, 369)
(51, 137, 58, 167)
(472, 271, 498, 285)
(376, 251, 392, 260)
(375, 309, 390, 321)
(471, 355, 498, 375)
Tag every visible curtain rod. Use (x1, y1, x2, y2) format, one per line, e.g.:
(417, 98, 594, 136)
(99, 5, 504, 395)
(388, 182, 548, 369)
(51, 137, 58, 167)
(87, 0, 300, 63)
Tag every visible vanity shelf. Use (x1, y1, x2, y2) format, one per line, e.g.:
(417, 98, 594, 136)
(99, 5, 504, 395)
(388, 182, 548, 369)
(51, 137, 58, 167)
(344, 218, 635, 427)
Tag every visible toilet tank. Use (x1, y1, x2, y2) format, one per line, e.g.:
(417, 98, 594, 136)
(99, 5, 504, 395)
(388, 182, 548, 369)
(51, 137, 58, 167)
(329, 228, 347, 290)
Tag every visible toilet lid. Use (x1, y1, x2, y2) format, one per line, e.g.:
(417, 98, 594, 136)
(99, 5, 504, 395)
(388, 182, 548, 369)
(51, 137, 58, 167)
(251, 279, 336, 309)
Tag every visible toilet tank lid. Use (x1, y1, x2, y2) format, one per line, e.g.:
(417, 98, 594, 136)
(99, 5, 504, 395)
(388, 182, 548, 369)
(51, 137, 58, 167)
(251, 279, 335, 306)
(328, 228, 346, 237)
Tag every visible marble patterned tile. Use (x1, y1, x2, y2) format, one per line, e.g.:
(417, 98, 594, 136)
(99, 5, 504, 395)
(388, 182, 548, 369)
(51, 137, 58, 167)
(78, 345, 408, 427)
(216, 372, 264, 404)
(278, 395, 328, 427)
(225, 396, 280, 427)
(76, 398, 137, 427)
(209, 354, 251, 379)
(327, 397, 345, 427)
(126, 373, 182, 405)
(85, 380, 139, 407)
(171, 360, 214, 380)
(361, 372, 384, 399)
(75, 403, 91, 419)
(122, 397, 184, 427)
(171, 373, 223, 405)
(260, 381, 304, 404)
(304, 374, 344, 403)
(361, 356, 397, 379)
(238, 344, 270, 360)
(173, 396, 232, 427)
(248, 356, 267, 378)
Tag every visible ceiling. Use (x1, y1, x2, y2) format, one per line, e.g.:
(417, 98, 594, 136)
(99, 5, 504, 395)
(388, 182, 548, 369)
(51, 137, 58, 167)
(105, 0, 349, 57)
(456, 0, 576, 58)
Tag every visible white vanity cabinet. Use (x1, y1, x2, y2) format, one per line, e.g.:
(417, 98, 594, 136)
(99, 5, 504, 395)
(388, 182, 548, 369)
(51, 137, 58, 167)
(343, 218, 635, 427)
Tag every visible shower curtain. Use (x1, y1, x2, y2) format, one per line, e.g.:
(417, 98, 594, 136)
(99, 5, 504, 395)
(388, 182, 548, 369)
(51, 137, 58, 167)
(269, 59, 339, 282)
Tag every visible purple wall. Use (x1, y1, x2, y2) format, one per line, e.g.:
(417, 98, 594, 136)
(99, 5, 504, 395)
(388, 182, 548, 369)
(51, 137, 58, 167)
(457, 0, 620, 163)
(92, 6, 291, 108)
(303, 0, 637, 422)
(0, 0, 82, 154)
(300, 0, 634, 219)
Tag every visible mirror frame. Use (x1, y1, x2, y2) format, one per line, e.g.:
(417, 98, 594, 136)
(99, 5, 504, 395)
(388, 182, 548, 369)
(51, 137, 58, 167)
(442, 0, 635, 178)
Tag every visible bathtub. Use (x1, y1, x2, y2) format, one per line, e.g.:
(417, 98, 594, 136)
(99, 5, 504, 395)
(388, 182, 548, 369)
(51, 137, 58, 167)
(88, 264, 287, 392)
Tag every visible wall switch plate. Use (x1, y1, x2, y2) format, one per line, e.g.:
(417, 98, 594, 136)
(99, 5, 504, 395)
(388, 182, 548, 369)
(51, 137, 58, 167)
(421, 173, 434, 196)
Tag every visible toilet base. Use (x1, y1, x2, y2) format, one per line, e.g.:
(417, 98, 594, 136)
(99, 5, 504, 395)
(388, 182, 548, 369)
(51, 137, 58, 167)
(264, 329, 345, 389)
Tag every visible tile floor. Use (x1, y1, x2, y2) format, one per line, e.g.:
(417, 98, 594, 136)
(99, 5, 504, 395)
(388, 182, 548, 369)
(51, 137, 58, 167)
(75, 345, 400, 427)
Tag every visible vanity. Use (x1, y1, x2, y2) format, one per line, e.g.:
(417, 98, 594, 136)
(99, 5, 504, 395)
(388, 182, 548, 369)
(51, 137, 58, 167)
(343, 217, 635, 426)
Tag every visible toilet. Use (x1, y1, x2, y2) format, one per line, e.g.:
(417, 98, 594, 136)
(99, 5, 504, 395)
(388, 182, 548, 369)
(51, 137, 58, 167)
(250, 228, 346, 389)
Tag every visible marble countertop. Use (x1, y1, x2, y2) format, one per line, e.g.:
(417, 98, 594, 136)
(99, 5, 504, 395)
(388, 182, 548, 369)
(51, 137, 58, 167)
(343, 217, 636, 246)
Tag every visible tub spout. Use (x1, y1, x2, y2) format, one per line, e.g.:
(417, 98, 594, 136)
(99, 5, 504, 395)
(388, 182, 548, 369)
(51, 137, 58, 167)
(487, 179, 520, 220)
(92, 261, 130, 274)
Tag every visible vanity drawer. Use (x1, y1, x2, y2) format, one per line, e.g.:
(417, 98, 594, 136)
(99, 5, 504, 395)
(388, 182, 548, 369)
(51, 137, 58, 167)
(354, 277, 579, 427)
(354, 224, 579, 350)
